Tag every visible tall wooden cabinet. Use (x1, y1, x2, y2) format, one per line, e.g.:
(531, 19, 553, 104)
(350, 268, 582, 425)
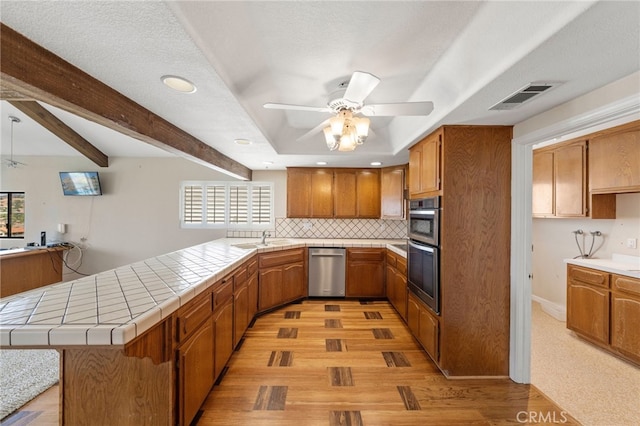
(407, 125, 512, 377)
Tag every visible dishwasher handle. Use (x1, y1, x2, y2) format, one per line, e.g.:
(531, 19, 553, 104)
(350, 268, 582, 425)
(310, 252, 345, 257)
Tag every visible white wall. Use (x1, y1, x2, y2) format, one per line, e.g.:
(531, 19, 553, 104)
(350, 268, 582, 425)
(531, 193, 640, 311)
(0, 155, 251, 279)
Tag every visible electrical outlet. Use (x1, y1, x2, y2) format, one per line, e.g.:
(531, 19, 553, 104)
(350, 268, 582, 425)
(627, 238, 638, 249)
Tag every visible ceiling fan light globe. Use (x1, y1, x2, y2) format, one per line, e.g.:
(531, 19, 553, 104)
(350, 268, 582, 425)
(338, 134, 357, 152)
(329, 115, 344, 137)
(354, 117, 370, 138)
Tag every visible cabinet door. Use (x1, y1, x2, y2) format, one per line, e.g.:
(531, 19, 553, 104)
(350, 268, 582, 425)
(287, 169, 312, 217)
(611, 292, 640, 363)
(589, 124, 640, 193)
(258, 267, 283, 311)
(420, 132, 441, 193)
(345, 249, 385, 297)
(406, 293, 420, 336)
(213, 299, 234, 380)
(282, 262, 305, 302)
(554, 141, 586, 217)
(394, 269, 407, 321)
(567, 283, 609, 344)
(178, 318, 214, 426)
(532, 150, 554, 217)
(418, 306, 439, 361)
(408, 147, 423, 197)
(310, 169, 334, 217)
(381, 166, 405, 219)
(334, 170, 357, 217)
(248, 270, 258, 319)
(234, 284, 249, 348)
(356, 169, 381, 218)
(386, 264, 396, 305)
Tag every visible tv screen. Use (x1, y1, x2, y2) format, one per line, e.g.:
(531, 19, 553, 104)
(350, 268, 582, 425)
(59, 172, 103, 196)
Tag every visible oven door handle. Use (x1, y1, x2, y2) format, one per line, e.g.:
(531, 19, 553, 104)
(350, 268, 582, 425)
(409, 240, 435, 253)
(409, 209, 436, 216)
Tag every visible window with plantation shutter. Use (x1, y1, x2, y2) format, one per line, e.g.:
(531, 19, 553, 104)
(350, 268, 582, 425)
(180, 181, 273, 228)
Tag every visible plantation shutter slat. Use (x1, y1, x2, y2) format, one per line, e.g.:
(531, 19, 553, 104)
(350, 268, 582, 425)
(183, 185, 203, 224)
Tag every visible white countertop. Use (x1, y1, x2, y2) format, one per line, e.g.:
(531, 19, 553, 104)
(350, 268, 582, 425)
(564, 254, 640, 279)
(0, 238, 405, 348)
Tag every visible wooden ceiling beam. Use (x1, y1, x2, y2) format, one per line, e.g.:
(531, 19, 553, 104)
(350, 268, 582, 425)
(0, 23, 252, 180)
(9, 100, 109, 167)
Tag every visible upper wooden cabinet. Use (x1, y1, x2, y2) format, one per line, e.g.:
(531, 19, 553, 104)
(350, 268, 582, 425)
(408, 130, 441, 198)
(381, 165, 406, 219)
(287, 168, 334, 218)
(287, 167, 380, 218)
(533, 140, 588, 218)
(533, 138, 616, 219)
(589, 120, 640, 194)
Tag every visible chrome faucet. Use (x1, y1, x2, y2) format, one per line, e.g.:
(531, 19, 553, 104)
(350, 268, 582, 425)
(261, 230, 271, 245)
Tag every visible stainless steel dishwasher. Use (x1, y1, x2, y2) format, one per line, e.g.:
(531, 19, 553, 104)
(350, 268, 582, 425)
(308, 247, 346, 297)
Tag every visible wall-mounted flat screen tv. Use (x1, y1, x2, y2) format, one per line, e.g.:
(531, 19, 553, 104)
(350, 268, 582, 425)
(59, 172, 103, 196)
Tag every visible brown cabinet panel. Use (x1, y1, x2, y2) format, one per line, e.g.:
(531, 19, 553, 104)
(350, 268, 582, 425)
(554, 142, 586, 217)
(282, 262, 306, 302)
(334, 170, 357, 217)
(386, 250, 407, 321)
(408, 131, 440, 198)
(258, 268, 283, 311)
(381, 166, 405, 219)
(287, 168, 333, 218)
(176, 291, 212, 343)
(177, 319, 214, 426)
(532, 150, 554, 216)
(567, 283, 610, 345)
(258, 248, 306, 311)
(248, 269, 259, 319)
(213, 298, 234, 381)
(234, 283, 249, 348)
(589, 121, 640, 193)
(611, 292, 640, 363)
(356, 169, 381, 218)
(345, 248, 385, 297)
(418, 305, 439, 361)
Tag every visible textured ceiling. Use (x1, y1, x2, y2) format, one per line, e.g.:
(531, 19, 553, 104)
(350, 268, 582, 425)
(1, 1, 639, 173)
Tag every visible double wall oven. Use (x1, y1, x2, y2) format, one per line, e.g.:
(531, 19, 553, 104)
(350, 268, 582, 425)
(407, 197, 440, 314)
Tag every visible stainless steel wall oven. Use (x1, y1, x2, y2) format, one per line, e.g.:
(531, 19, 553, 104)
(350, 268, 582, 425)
(407, 197, 440, 314)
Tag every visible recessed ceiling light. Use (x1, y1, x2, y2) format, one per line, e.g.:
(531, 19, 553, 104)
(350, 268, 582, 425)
(161, 75, 197, 93)
(262, 161, 274, 165)
(370, 161, 383, 166)
(234, 139, 252, 145)
(316, 161, 328, 165)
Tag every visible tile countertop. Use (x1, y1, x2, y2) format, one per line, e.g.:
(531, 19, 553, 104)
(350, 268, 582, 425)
(564, 254, 640, 279)
(0, 238, 406, 348)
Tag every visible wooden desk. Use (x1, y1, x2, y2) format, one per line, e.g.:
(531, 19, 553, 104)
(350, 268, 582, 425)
(0, 247, 67, 297)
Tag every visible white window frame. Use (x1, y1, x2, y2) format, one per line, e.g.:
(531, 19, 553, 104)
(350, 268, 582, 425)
(179, 181, 274, 229)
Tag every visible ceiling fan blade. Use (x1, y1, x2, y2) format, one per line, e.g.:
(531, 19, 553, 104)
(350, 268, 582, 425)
(296, 119, 330, 142)
(263, 103, 331, 113)
(360, 101, 434, 117)
(343, 71, 380, 104)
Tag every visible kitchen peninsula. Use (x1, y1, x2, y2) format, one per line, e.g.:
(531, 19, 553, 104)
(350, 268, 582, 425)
(0, 246, 68, 298)
(0, 238, 405, 425)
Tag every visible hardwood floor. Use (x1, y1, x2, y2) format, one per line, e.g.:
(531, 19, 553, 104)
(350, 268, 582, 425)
(2, 300, 576, 425)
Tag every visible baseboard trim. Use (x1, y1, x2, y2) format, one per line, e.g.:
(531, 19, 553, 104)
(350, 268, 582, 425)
(531, 295, 566, 322)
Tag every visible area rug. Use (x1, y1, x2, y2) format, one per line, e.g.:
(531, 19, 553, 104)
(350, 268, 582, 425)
(0, 349, 59, 420)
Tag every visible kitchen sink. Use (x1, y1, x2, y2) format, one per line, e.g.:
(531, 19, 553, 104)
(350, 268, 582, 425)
(232, 239, 291, 249)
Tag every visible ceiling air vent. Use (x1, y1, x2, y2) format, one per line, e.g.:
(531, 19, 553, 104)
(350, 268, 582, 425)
(490, 82, 562, 111)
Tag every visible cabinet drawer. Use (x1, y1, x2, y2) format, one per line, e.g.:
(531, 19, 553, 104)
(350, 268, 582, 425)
(259, 248, 305, 268)
(177, 292, 212, 342)
(214, 279, 234, 309)
(234, 267, 248, 291)
(612, 274, 640, 296)
(348, 248, 385, 262)
(568, 265, 609, 288)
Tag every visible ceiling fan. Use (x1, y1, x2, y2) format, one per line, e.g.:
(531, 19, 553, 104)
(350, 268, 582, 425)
(4, 116, 27, 168)
(264, 71, 434, 151)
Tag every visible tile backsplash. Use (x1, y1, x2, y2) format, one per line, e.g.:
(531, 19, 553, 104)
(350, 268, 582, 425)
(227, 218, 407, 239)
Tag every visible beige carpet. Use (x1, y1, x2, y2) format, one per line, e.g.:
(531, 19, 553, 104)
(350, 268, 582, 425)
(531, 302, 640, 426)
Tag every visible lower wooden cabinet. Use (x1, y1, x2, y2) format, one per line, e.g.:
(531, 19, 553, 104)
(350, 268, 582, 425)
(386, 250, 407, 320)
(258, 248, 306, 311)
(407, 292, 439, 362)
(567, 265, 610, 345)
(346, 248, 385, 297)
(567, 265, 640, 366)
(213, 296, 234, 381)
(177, 318, 214, 426)
(611, 274, 640, 364)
